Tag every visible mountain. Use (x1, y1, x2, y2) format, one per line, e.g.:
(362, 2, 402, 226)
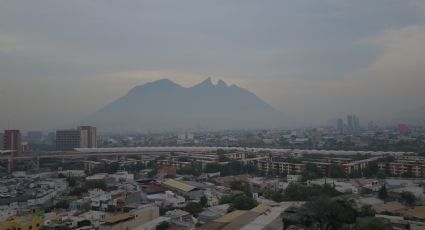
(85, 78, 290, 132)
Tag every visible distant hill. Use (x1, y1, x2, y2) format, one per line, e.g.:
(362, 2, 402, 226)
(85, 78, 290, 132)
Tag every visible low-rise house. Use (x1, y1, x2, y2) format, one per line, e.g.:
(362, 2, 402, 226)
(309, 178, 359, 194)
(99, 205, 159, 230)
(69, 199, 87, 211)
(108, 172, 134, 182)
(353, 178, 381, 192)
(86, 174, 108, 181)
(287, 175, 301, 183)
(59, 170, 86, 178)
(0, 205, 18, 221)
(85, 189, 112, 211)
(77, 210, 110, 228)
(146, 191, 186, 208)
(200, 202, 302, 230)
(132, 216, 171, 230)
(203, 189, 220, 207)
(0, 214, 43, 230)
(165, 209, 196, 230)
(198, 204, 229, 224)
(162, 179, 205, 200)
(157, 167, 177, 179)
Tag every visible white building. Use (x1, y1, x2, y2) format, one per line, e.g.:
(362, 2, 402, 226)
(109, 171, 134, 182)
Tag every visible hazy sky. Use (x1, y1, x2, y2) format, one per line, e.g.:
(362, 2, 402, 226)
(1, 0, 425, 130)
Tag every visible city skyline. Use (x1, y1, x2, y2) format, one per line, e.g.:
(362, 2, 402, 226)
(1, 1, 425, 130)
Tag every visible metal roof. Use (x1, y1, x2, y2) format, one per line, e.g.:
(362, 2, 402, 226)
(215, 210, 247, 223)
(250, 204, 270, 214)
(103, 213, 133, 224)
(162, 179, 196, 192)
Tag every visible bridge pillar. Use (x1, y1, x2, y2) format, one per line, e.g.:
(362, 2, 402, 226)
(7, 158, 12, 173)
(84, 161, 93, 174)
(35, 156, 40, 171)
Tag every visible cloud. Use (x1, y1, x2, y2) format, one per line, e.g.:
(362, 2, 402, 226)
(263, 25, 425, 124)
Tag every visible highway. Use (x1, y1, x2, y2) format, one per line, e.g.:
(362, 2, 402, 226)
(0, 146, 412, 161)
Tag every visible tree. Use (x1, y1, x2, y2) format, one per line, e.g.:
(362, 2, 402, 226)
(177, 157, 191, 162)
(281, 183, 341, 201)
(200, 195, 208, 207)
(356, 217, 392, 230)
(66, 176, 77, 187)
(105, 162, 120, 174)
(301, 163, 321, 181)
(219, 195, 233, 204)
(270, 190, 285, 202)
(399, 191, 416, 206)
(348, 170, 362, 178)
(231, 195, 258, 210)
(77, 220, 91, 228)
(230, 180, 251, 196)
(204, 161, 247, 176)
(156, 221, 170, 230)
(54, 200, 69, 209)
(216, 149, 226, 155)
(218, 154, 230, 162)
(328, 164, 346, 178)
(303, 198, 357, 230)
(204, 163, 222, 173)
(176, 165, 201, 176)
(183, 202, 203, 216)
(359, 205, 376, 217)
(362, 162, 379, 177)
(376, 171, 387, 179)
(378, 185, 388, 201)
(86, 179, 107, 190)
(70, 187, 88, 196)
(245, 163, 257, 174)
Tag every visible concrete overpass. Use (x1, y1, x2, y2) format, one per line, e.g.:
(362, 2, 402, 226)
(0, 146, 412, 173)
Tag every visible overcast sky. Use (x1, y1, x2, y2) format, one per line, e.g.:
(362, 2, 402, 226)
(1, 0, 425, 131)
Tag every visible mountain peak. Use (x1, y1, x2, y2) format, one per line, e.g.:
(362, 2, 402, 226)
(87, 77, 289, 131)
(128, 78, 182, 95)
(217, 79, 227, 87)
(147, 78, 180, 87)
(192, 78, 230, 89)
(194, 77, 213, 87)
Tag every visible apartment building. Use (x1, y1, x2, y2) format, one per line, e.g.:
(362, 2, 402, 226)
(376, 155, 425, 177)
(256, 160, 305, 175)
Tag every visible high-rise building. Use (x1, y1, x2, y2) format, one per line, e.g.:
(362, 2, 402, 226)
(3, 130, 21, 153)
(79, 126, 97, 148)
(56, 126, 97, 151)
(347, 114, 360, 132)
(0, 133, 3, 150)
(368, 121, 375, 131)
(353, 116, 360, 132)
(398, 124, 410, 135)
(56, 129, 81, 151)
(26, 131, 43, 143)
(337, 118, 344, 134)
(347, 115, 354, 131)
(46, 132, 56, 144)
